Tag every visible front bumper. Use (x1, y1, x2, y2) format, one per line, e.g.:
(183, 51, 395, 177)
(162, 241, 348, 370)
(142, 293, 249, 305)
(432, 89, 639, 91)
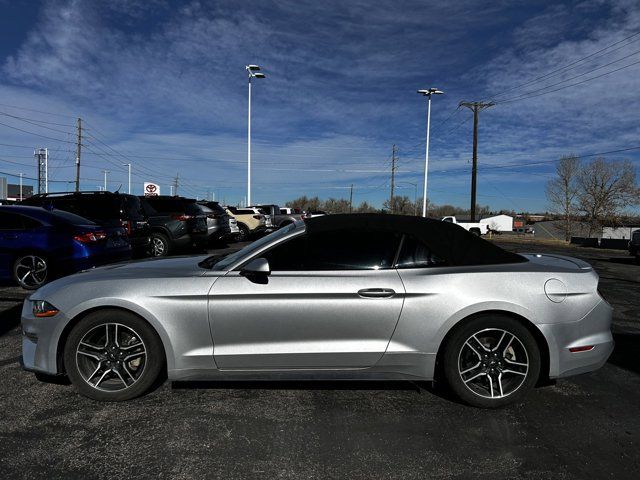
(21, 299, 67, 375)
(540, 299, 614, 379)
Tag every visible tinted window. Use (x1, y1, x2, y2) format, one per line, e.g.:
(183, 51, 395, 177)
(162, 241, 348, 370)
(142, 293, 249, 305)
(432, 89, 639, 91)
(261, 229, 401, 271)
(205, 202, 226, 215)
(183, 202, 204, 215)
(307, 230, 400, 270)
(51, 210, 96, 226)
(144, 197, 184, 214)
(0, 212, 25, 230)
(210, 223, 298, 270)
(261, 234, 307, 270)
(396, 235, 447, 268)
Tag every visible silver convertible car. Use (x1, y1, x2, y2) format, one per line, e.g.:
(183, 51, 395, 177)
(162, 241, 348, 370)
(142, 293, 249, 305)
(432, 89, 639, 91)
(21, 214, 613, 408)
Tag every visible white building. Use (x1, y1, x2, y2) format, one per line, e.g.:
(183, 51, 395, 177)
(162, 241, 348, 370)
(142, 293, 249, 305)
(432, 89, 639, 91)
(480, 214, 513, 232)
(602, 226, 640, 240)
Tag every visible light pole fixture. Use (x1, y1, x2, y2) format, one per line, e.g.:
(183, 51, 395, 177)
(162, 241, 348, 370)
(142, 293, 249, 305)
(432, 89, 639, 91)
(417, 87, 443, 217)
(246, 64, 266, 206)
(123, 163, 131, 194)
(102, 170, 109, 192)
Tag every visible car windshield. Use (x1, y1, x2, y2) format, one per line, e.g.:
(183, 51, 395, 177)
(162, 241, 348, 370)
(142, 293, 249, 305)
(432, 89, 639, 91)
(199, 222, 300, 270)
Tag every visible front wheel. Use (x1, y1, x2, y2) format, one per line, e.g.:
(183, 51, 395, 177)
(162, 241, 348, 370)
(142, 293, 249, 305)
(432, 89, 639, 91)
(442, 315, 541, 408)
(63, 310, 165, 401)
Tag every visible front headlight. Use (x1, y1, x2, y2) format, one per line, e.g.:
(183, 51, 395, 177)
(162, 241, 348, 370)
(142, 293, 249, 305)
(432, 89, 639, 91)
(32, 300, 59, 318)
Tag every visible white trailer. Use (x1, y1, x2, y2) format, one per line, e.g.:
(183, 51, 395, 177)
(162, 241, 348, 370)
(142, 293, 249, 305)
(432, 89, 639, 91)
(441, 216, 488, 235)
(480, 214, 513, 232)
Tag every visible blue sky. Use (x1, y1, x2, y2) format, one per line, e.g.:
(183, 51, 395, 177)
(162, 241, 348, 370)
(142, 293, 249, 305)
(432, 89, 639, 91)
(0, 0, 639, 212)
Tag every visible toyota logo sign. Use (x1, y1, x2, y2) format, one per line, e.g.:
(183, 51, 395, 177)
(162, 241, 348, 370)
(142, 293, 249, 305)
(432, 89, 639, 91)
(144, 182, 160, 196)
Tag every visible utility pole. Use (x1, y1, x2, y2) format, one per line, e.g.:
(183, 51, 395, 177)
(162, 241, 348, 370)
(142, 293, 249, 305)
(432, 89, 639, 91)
(349, 184, 354, 213)
(459, 101, 494, 221)
(19, 173, 23, 201)
(44, 148, 48, 193)
(35, 148, 47, 194)
(75, 118, 82, 192)
(173, 173, 179, 196)
(389, 144, 397, 213)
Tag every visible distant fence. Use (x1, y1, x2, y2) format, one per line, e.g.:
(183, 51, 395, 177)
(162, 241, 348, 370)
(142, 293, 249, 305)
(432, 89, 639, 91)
(570, 237, 629, 250)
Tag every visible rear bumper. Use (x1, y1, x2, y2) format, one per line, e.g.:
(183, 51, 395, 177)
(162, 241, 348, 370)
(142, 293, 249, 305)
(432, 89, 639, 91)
(540, 299, 614, 379)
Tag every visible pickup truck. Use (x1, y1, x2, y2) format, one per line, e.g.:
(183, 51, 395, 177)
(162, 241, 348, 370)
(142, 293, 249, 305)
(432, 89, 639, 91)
(441, 216, 488, 236)
(251, 204, 305, 227)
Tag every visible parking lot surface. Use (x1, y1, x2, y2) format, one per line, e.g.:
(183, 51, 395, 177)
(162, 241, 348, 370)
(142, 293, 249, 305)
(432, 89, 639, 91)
(1, 240, 639, 479)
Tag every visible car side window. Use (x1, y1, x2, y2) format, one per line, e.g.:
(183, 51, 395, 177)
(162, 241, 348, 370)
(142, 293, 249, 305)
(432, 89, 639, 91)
(261, 234, 308, 271)
(0, 212, 25, 230)
(307, 229, 401, 270)
(260, 229, 400, 271)
(395, 235, 447, 269)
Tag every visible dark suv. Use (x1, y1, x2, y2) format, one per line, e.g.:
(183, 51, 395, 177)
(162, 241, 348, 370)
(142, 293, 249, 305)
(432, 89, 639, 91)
(22, 191, 150, 256)
(140, 196, 230, 256)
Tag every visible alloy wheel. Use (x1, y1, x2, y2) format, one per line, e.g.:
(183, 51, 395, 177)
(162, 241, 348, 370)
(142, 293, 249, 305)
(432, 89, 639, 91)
(151, 237, 166, 256)
(75, 323, 147, 392)
(457, 328, 529, 399)
(15, 255, 48, 288)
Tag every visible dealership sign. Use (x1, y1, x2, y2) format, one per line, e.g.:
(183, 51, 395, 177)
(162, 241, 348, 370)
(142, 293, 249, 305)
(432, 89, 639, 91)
(144, 182, 160, 196)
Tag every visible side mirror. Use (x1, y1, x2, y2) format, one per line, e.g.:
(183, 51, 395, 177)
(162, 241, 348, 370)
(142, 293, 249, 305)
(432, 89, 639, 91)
(240, 257, 270, 276)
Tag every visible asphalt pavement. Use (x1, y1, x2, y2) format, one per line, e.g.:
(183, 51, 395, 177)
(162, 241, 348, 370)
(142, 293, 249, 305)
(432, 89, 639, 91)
(0, 239, 638, 479)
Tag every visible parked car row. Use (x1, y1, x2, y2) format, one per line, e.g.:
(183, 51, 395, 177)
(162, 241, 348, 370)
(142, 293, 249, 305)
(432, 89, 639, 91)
(1, 192, 327, 289)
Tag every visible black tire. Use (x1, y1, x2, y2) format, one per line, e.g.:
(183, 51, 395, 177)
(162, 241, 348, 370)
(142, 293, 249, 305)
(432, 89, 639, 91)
(63, 309, 165, 401)
(442, 314, 541, 408)
(13, 254, 48, 290)
(150, 232, 171, 257)
(237, 223, 250, 242)
(469, 228, 481, 236)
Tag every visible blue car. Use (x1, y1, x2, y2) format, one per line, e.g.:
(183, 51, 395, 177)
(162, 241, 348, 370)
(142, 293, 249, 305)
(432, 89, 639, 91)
(0, 206, 131, 289)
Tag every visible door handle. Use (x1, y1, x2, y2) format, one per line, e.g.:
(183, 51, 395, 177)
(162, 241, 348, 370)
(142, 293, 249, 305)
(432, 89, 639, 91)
(358, 288, 396, 298)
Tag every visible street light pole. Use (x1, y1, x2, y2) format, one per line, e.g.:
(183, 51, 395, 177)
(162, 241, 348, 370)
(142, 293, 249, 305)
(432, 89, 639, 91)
(417, 88, 443, 217)
(246, 65, 266, 207)
(123, 163, 131, 194)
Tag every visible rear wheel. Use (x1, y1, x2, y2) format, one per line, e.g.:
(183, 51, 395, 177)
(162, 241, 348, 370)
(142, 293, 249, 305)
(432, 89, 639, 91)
(237, 223, 250, 242)
(63, 309, 165, 401)
(150, 232, 171, 257)
(442, 314, 540, 408)
(13, 254, 48, 290)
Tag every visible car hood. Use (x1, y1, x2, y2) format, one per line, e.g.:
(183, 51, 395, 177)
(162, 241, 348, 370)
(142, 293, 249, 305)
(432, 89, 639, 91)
(32, 255, 217, 298)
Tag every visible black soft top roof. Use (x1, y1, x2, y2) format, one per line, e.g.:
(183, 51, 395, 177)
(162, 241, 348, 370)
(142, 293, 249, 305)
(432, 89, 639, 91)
(303, 213, 525, 266)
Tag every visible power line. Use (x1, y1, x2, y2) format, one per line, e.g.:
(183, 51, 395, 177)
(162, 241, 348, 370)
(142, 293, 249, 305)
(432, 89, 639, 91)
(495, 53, 640, 104)
(0, 102, 76, 119)
(0, 120, 79, 144)
(487, 30, 640, 101)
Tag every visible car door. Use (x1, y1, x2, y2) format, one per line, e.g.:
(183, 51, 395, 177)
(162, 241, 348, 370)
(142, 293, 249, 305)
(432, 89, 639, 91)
(209, 229, 406, 369)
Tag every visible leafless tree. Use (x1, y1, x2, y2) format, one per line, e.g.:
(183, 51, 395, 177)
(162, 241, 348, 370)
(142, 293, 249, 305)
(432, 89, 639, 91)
(576, 157, 639, 236)
(546, 155, 580, 241)
(383, 195, 418, 215)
